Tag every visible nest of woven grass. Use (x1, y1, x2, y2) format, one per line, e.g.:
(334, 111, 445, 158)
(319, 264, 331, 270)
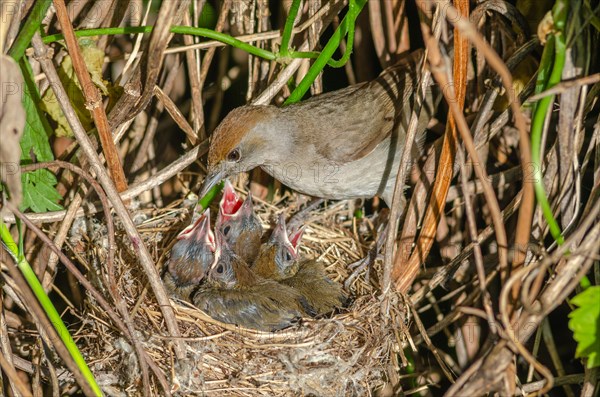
(72, 190, 407, 396)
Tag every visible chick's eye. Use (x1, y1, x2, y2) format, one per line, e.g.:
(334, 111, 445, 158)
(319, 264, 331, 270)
(285, 251, 292, 262)
(216, 265, 224, 274)
(227, 148, 241, 162)
(223, 225, 231, 235)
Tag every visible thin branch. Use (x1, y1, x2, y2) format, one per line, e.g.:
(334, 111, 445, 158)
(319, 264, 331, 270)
(153, 85, 196, 144)
(0, 242, 96, 396)
(6, 200, 172, 395)
(527, 72, 600, 101)
(452, 202, 600, 395)
(1, 142, 207, 224)
(53, 0, 128, 192)
(382, 48, 434, 295)
(456, 145, 497, 330)
(0, 351, 31, 397)
(410, 192, 522, 305)
(16, 162, 154, 393)
(413, 0, 509, 281)
(182, 11, 205, 139)
(435, 0, 534, 282)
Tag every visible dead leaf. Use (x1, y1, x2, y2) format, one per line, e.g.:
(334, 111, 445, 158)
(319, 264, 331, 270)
(40, 38, 111, 137)
(0, 55, 26, 209)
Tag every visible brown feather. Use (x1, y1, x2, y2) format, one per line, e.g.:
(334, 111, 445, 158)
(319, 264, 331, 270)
(282, 49, 424, 163)
(207, 106, 276, 168)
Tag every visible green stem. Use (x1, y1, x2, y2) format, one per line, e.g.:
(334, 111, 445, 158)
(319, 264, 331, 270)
(43, 26, 152, 43)
(279, 0, 302, 58)
(327, 1, 357, 68)
(41, 20, 359, 71)
(284, 0, 366, 105)
(530, 0, 568, 246)
(0, 221, 103, 396)
(43, 25, 276, 61)
(290, 50, 353, 67)
(197, 180, 224, 210)
(534, 35, 555, 96)
(8, 0, 53, 61)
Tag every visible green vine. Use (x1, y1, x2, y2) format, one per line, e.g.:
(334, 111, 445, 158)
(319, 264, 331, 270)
(530, 0, 569, 246)
(279, 0, 302, 59)
(285, 0, 365, 104)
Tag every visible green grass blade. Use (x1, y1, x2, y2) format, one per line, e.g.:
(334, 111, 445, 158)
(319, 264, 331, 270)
(0, 220, 103, 396)
(530, 0, 569, 246)
(8, 0, 53, 61)
(197, 180, 225, 210)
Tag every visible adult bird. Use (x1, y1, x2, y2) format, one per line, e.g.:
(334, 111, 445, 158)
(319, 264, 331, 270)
(201, 49, 438, 206)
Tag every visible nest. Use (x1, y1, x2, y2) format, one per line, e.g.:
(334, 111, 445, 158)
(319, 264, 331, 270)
(73, 193, 409, 396)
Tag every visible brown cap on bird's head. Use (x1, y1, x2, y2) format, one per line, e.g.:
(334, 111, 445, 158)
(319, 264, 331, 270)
(201, 106, 277, 197)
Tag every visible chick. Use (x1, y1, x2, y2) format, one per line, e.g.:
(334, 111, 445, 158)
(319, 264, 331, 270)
(162, 210, 215, 301)
(282, 259, 347, 316)
(215, 180, 263, 265)
(253, 214, 346, 315)
(192, 231, 313, 331)
(253, 213, 305, 280)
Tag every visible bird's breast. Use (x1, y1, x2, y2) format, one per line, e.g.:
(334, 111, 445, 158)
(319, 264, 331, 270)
(259, 135, 404, 200)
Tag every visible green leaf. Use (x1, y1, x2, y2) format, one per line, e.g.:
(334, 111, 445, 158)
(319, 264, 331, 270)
(568, 286, 600, 368)
(19, 59, 63, 213)
(21, 171, 63, 213)
(20, 61, 55, 162)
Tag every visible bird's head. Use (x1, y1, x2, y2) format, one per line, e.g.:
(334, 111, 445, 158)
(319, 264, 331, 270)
(201, 105, 278, 197)
(254, 213, 305, 280)
(270, 213, 305, 276)
(175, 209, 215, 244)
(167, 209, 215, 283)
(216, 180, 262, 245)
(208, 230, 257, 288)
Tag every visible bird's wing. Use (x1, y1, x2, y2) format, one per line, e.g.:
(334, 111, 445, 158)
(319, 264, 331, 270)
(193, 288, 301, 331)
(293, 50, 426, 163)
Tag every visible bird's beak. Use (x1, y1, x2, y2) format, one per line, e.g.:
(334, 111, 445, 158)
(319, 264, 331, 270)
(270, 213, 303, 257)
(208, 230, 225, 270)
(218, 180, 242, 222)
(177, 209, 211, 242)
(269, 213, 288, 244)
(288, 225, 305, 252)
(200, 167, 226, 198)
(238, 193, 255, 218)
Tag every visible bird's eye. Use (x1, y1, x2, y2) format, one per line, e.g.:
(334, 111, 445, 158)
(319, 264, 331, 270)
(227, 148, 241, 162)
(285, 251, 292, 262)
(216, 265, 224, 274)
(223, 225, 231, 235)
